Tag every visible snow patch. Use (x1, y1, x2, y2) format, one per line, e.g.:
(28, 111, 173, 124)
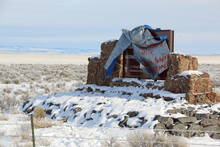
(178, 70, 204, 77)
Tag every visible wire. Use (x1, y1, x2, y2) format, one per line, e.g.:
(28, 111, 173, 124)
(1, 134, 220, 146)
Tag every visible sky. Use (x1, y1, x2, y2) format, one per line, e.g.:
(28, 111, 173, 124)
(0, 0, 220, 55)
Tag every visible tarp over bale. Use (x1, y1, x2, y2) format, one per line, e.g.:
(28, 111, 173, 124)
(104, 25, 170, 80)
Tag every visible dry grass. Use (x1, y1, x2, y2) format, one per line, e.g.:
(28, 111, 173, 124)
(102, 137, 123, 147)
(32, 107, 61, 128)
(33, 107, 45, 119)
(0, 113, 9, 121)
(36, 138, 51, 146)
(19, 124, 32, 141)
(127, 132, 188, 147)
(34, 118, 61, 128)
(19, 116, 31, 121)
(11, 107, 20, 114)
(9, 123, 51, 146)
(0, 64, 87, 110)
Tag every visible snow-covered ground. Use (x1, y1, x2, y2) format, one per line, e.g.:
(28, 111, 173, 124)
(1, 111, 220, 146)
(0, 61, 220, 147)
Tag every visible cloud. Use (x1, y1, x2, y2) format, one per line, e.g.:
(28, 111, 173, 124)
(0, 0, 219, 55)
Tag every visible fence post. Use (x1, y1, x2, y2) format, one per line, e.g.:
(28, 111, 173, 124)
(30, 114, 36, 147)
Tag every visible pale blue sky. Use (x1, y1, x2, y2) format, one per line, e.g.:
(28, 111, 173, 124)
(0, 0, 220, 55)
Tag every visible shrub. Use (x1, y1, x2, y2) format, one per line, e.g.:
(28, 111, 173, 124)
(33, 118, 61, 129)
(102, 137, 122, 147)
(3, 88, 12, 94)
(0, 113, 9, 121)
(33, 107, 45, 119)
(127, 131, 188, 147)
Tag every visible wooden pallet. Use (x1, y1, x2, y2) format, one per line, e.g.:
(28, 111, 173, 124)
(121, 30, 174, 80)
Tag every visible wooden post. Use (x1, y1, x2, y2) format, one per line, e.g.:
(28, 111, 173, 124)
(30, 114, 36, 147)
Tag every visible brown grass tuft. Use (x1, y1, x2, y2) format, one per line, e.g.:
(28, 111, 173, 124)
(0, 113, 9, 121)
(33, 107, 45, 119)
(34, 118, 60, 128)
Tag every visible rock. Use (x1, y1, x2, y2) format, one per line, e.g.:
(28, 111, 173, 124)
(74, 107, 82, 113)
(200, 118, 219, 127)
(122, 91, 132, 96)
(188, 124, 202, 131)
(153, 115, 161, 121)
(23, 103, 33, 113)
(108, 114, 118, 119)
(51, 114, 56, 119)
(209, 114, 219, 120)
(139, 93, 154, 99)
(111, 80, 141, 87)
(195, 113, 209, 120)
(47, 102, 54, 107)
(172, 123, 187, 136)
(75, 88, 83, 91)
(46, 109, 52, 115)
(176, 117, 197, 124)
(86, 118, 93, 121)
(163, 97, 174, 101)
(154, 123, 166, 130)
(172, 123, 186, 130)
(118, 116, 129, 128)
(91, 110, 97, 114)
(54, 104, 60, 107)
(97, 102, 106, 105)
(86, 87, 93, 92)
(22, 100, 29, 108)
(187, 106, 195, 111)
(127, 111, 139, 117)
(203, 125, 220, 132)
(154, 95, 161, 99)
(111, 114, 118, 118)
(203, 125, 220, 137)
(26, 107, 34, 114)
(158, 117, 174, 128)
(166, 109, 178, 114)
(185, 111, 196, 117)
(187, 124, 203, 137)
(211, 133, 220, 139)
(139, 117, 148, 126)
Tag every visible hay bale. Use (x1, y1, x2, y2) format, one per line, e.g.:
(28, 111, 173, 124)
(87, 56, 100, 85)
(165, 71, 212, 93)
(186, 92, 216, 104)
(87, 40, 123, 86)
(100, 40, 118, 60)
(167, 53, 198, 78)
(165, 70, 216, 104)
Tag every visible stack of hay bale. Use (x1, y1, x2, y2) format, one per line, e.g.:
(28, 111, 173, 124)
(87, 40, 123, 86)
(165, 53, 216, 104)
(87, 40, 217, 104)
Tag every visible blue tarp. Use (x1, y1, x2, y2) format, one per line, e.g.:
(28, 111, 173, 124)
(104, 25, 170, 79)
